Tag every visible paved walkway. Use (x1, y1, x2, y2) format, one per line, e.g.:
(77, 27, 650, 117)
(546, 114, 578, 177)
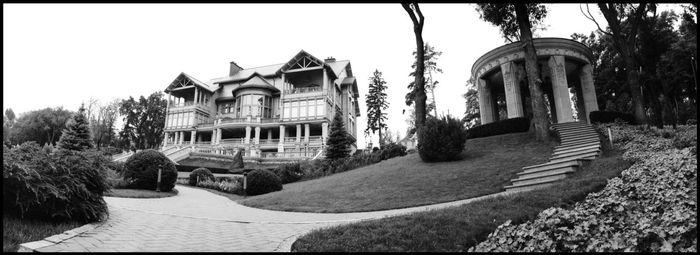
(30, 185, 515, 252)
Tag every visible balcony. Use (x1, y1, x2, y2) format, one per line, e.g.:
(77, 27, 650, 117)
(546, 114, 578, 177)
(283, 88, 328, 100)
(168, 101, 209, 113)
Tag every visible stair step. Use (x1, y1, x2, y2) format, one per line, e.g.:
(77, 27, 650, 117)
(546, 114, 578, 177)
(504, 179, 560, 192)
(555, 141, 600, 150)
(552, 148, 600, 158)
(556, 127, 595, 133)
(523, 159, 581, 171)
(511, 171, 573, 186)
(554, 144, 601, 154)
(552, 121, 587, 127)
(550, 151, 599, 162)
(558, 130, 598, 137)
(560, 140, 600, 148)
(517, 165, 577, 179)
(560, 135, 600, 143)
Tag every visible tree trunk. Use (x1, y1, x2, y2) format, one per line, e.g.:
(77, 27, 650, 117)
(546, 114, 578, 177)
(403, 3, 427, 135)
(623, 51, 648, 124)
(515, 4, 550, 142)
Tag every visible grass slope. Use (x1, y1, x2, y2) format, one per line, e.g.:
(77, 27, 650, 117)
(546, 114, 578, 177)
(292, 145, 633, 252)
(241, 132, 554, 213)
(104, 188, 178, 198)
(3, 214, 83, 252)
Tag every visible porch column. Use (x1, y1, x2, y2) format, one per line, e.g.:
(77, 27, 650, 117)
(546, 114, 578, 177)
(190, 131, 196, 145)
(164, 132, 170, 146)
(548, 56, 574, 123)
(216, 128, 222, 144)
(501, 61, 524, 118)
(574, 82, 587, 123)
(254, 127, 261, 145)
(296, 124, 302, 143)
(194, 87, 199, 104)
(267, 129, 272, 142)
(179, 131, 184, 145)
(321, 122, 328, 143)
(579, 64, 599, 124)
(278, 125, 286, 152)
(211, 129, 217, 145)
(245, 126, 251, 144)
(304, 124, 310, 143)
(198, 133, 203, 142)
(477, 78, 496, 124)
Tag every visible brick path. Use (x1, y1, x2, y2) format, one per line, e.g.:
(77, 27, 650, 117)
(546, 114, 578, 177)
(31, 185, 514, 252)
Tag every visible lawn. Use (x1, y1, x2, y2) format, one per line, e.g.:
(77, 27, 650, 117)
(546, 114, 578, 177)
(3, 213, 83, 252)
(240, 132, 555, 213)
(104, 188, 178, 198)
(291, 143, 633, 252)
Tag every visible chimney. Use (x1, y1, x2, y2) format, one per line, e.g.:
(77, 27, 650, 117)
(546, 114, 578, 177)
(324, 56, 336, 63)
(229, 61, 243, 76)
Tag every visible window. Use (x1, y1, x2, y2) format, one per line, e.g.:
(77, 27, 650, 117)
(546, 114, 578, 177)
(283, 102, 290, 118)
(291, 101, 298, 118)
(300, 101, 307, 117)
(316, 99, 324, 116)
(235, 94, 272, 118)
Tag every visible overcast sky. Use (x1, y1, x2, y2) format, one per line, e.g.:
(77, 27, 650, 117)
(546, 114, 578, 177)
(3, 3, 685, 147)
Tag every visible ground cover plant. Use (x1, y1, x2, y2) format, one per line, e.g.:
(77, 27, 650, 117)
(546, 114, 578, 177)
(470, 123, 697, 252)
(3, 213, 83, 252)
(291, 134, 633, 251)
(188, 167, 215, 186)
(241, 132, 552, 213)
(104, 188, 178, 198)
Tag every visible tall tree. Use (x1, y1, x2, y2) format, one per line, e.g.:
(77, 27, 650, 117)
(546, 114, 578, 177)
(7, 107, 73, 146)
(582, 3, 653, 124)
(476, 3, 551, 141)
(119, 92, 167, 151)
(402, 3, 428, 135)
(326, 110, 355, 160)
(406, 43, 443, 117)
(87, 99, 120, 148)
(365, 69, 390, 147)
(57, 104, 94, 151)
(462, 79, 481, 129)
(3, 108, 16, 145)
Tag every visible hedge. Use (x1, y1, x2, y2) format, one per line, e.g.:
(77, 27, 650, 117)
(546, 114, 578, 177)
(466, 117, 530, 139)
(589, 111, 636, 125)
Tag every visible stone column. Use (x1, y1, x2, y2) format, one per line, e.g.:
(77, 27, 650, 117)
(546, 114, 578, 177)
(278, 125, 285, 152)
(245, 126, 251, 144)
(190, 131, 196, 145)
(179, 131, 185, 145)
(477, 78, 496, 124)
(321, 122, 328, 143)
(164, 132, 170, 146)
(267, 129, 272, 142)
(579, 64, 599, 124)
(254, 127, 261, 145)
(501, 62, 524, 118)
(304, 124, 310, 143)
(211, 129, 216, 145)
(216, 128, 222, 144)
(574, 82, 587, 123)
(548, 56, 574, 123)
(296, 124, 301, 143)
(198, 133, 202, 143)
(194, 87, 199, 105)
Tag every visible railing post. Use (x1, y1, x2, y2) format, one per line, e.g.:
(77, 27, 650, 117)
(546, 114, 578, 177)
(607, 127, 613, 147)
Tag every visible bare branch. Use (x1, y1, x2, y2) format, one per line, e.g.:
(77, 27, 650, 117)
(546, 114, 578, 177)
(580, 3, 613, 37)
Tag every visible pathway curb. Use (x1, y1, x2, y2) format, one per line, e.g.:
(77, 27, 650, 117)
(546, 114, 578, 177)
(18, 221, 104, 252)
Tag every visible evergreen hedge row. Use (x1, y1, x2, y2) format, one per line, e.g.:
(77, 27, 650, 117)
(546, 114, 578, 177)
(466, 117, 530, 139)
(589, 111, 636, 125)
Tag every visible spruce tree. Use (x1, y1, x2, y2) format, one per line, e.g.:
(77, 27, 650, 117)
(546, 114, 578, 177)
(57, 104, 94, 151)
(325, 111, 355, 160)
(365, 69, 389, 147)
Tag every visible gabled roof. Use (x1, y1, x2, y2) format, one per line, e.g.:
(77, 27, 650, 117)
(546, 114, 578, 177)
(280, 50, 325, 72)
(165, 72, 215, 93)
(209, 63, 284, 85)
(326, 60, 350, 78)
(230, 72, 280, 95)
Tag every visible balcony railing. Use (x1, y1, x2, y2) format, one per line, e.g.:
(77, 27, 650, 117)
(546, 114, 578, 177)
(220, 138, 245, 145)
(259, 149, 321, 159)
(219, 118, 248, 124)
(284, 87, 323, 94)
(259, 139, 280, 145)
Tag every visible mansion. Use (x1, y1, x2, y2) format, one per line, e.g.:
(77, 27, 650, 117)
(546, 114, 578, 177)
(161, 50, 360, 160)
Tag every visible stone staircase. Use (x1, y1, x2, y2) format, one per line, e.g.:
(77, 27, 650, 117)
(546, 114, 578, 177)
(504, 121, 601, 192)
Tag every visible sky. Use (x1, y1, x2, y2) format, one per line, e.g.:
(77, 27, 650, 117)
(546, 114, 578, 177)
(3, 3, 687, 148)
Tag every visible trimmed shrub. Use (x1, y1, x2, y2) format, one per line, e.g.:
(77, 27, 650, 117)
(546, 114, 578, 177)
(417, 115, 468, 162)
(3, 142, 109, 222)
(379, 142, 407, 160)
(106, 160, 126, 174)
(274, 163, 305, 184)
(123, 149, 178, 192)
(589, 111, 635, 125)
(197, 178, 244, 195)
(189, 168, 215, 186)
(246, 169, 283, 196)
(466, 117, 530, 139)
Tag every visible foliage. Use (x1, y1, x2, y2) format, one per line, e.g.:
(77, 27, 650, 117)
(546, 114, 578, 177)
(84, 98, 120, 148)
(196, 178, 244, 195)
(273, 163, 305, 184)
(589, 111, 636, 124)
(189, 168, 215, 186)
(402, 3, 428, 133)
(245, 169, 283, 196)
(379, 142, 407, 160)
(118, 92, 167, 151)
(57, 104, 94, 151)
(365, 69, 390, 146)
(471, 123, 697, 252)
(417, 115, 467, 162)
(406, 42, 442, 117)
(6, 107, 73, 146)
(3, 142, 110, 222)
(474, 3, 548, 43)
(326, 111, 356, 160)
(123, 149, 178, 192)
(462, 83, 481, 129)
(3, 213, 83, 252)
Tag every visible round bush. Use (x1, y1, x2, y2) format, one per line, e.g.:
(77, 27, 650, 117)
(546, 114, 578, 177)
(273, 163, 304, 184)
(417, 115, 468, 162)
(189, 167, 215, 186)
(379, 143, 407, 160)
(246, 169, 282, 196)
(123, 149, 178, 192)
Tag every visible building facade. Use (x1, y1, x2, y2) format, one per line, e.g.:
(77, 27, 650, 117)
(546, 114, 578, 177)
(471, 38, 598, 124)
(162, 50, 361, 159)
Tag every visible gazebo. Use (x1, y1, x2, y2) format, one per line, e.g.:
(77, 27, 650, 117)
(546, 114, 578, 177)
(471, 37, 599, 124)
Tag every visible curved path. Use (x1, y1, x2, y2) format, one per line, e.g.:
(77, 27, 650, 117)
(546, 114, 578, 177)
(28, 185, 515, 252)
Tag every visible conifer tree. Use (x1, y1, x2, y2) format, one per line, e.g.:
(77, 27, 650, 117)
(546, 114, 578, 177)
(57, 104, 94, 151)
(325, 111, 355, 160)
(365, 69, 389, 147)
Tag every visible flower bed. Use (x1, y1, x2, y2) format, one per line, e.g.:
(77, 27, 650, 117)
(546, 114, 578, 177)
(469, 123, 697, 252)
